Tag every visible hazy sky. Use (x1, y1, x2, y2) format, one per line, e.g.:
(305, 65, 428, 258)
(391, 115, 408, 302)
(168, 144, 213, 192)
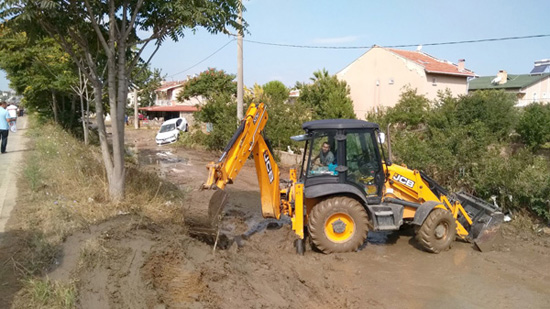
(1, 0, 549, 91)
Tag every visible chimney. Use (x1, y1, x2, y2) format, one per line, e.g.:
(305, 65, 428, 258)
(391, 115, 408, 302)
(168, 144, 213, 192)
(497, 70, 507, 84)
(458, 59, 465, 72)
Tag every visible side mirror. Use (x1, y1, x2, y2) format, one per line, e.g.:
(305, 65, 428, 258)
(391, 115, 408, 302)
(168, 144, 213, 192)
(378, 132, 386, 144)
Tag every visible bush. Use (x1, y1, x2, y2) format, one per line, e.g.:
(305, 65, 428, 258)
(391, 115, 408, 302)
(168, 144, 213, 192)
(454, 90, 518, 141)
(379, 89, 550, 220)
(516, 102, 550, 150)
(261, 81, 311, 152)
(193, 94, 239, 150)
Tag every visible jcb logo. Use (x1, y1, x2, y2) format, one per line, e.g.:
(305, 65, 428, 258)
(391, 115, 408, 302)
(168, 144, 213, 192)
(392, 174, 415, 188)
(263, 151, 274, 183)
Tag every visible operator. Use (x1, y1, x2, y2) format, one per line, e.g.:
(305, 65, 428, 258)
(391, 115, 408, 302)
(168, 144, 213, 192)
(314, 142, 335, 166)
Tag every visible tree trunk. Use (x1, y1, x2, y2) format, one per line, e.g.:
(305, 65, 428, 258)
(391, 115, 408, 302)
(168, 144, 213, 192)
(52, 91, 59, 123)
(92, 82, 114, 200)
(80, 92, 89, 145)
(104, 20, 125, 202)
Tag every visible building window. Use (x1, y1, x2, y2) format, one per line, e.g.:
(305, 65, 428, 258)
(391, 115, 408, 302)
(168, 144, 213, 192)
(432, 78, 437, 86)
(533, 92, 538, 102)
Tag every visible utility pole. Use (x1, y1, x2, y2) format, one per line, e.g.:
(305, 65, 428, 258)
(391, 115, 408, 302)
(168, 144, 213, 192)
(236, 0, 244, 121)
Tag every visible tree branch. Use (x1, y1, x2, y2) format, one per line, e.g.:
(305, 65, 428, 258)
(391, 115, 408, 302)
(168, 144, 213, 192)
(83, 0, 111, 58)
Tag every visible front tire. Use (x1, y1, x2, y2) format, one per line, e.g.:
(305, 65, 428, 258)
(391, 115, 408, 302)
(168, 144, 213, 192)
(309, 197, 369, 254)
(416, 208, 457, 253)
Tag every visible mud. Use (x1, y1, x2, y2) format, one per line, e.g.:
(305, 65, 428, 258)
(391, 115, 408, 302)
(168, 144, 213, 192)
(47, 129, 550, 308)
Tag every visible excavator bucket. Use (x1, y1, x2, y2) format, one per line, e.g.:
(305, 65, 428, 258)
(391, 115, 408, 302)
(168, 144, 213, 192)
(455, 192, 505, 252)
(185, 188, 231, 249)
(208, 189, 229, 226)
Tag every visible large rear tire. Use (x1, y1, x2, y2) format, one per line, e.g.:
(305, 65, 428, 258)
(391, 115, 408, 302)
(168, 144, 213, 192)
(309, 197, 369, 254)
(416, 208, 456, 253)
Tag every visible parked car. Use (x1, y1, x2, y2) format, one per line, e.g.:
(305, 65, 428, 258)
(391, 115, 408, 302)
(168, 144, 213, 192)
(155, 117, 188, 145)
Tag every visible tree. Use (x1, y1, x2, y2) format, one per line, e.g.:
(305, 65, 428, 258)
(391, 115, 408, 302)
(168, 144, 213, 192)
(516, 103, 550, 149)
(455, 90, 518, 141)
(0, 30, 80, 127)
(297, 69, 355, 119)
(262, 80, 288, 103)
(385, 87, 431, 128)
(1, 0, 244, 201)
(177, 68, 237, 102)
(132, 65, 164, 108)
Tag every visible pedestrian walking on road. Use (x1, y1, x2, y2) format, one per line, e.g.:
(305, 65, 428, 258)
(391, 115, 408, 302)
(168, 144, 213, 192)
(0, 102, 15, 153)
(6, 103, 17, 133)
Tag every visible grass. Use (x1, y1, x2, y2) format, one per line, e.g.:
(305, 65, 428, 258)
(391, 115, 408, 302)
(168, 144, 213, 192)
(10, 116, 187, 307)
(13, 278, 77, 309)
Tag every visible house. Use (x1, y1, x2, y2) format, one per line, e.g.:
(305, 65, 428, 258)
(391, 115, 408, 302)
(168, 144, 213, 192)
(139, 80, 205, 125)
(468, 60, 550, 107)
(336, 46, 476, 118)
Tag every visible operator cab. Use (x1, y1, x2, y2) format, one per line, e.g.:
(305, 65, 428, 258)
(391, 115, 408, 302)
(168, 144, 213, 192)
(295, 119, 386, 204)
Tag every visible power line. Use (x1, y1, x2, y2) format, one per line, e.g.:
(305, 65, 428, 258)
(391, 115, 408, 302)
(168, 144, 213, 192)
(165, 34, 550, 79)
(168, 39, 236, 78)
(241, 34, 550, 50)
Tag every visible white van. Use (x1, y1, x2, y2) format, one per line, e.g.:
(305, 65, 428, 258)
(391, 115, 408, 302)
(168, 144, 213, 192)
(155, 117, 188, 145)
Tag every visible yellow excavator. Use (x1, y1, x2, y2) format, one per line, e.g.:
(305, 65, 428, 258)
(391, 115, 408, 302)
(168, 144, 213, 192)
(202, 102, 504, 254)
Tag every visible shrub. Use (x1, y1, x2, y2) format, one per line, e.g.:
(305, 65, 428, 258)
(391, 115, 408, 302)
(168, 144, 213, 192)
(193, 94, 239, 150)
(379, 89, 550, 220)
(516, 102, 550, 150)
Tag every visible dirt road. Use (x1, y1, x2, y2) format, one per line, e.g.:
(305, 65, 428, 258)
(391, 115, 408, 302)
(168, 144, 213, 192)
(50, 129, 550, 308)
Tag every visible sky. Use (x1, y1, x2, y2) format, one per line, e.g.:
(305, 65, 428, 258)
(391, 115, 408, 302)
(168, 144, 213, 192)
(2, 0, 550, 91)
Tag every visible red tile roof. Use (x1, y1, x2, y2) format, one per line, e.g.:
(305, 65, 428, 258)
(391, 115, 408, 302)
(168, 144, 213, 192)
(139, 105, 199, 112)
(389, 49, 476, 77)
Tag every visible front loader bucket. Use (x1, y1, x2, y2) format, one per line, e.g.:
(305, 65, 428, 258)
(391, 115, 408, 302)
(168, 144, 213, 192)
(472, 212, 505, 252)
(455, 192, 505, 252)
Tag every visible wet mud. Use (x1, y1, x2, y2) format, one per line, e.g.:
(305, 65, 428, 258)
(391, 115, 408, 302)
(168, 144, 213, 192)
(49, 129, 550, 308)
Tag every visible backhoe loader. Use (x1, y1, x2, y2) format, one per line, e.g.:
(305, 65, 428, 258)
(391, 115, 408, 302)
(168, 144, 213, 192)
(201, 102, 504, 254)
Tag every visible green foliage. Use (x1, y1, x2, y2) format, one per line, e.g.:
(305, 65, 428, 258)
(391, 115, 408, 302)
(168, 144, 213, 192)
(177, 68, 237, 101)
(385, 87, 431, 127)
(454, 90, 518, 141)
(516, 103, 550, 149)
(261, 81, 310, 151)
(192, 94, 239, 150)
(15, 278, 77, 309)
(132, 66, 164, 109)
(0, 30, 80, 128)
(297, 69, 356, 119)
(262, 80, 289, 103)
(378, 89, 549, 220)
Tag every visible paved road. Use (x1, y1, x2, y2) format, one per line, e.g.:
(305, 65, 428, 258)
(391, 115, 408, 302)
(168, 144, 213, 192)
(0, 117, 29, 243)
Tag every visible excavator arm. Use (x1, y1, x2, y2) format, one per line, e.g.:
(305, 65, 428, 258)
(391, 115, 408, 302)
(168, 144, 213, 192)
(202, 103, 282, 219)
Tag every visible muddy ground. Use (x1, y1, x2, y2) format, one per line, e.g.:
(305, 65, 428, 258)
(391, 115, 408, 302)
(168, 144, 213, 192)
(46, 129, 550, 308)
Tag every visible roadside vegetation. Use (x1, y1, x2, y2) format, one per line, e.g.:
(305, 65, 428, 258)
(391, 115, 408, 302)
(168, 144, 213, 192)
(367, 88, 550, 221)
(11, 117, 185, 307)
(179, 68, 354, 152)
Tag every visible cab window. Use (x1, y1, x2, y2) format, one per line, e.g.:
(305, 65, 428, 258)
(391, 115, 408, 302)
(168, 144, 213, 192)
(306, 131, 338, 177)
(346, 131, 380, 195)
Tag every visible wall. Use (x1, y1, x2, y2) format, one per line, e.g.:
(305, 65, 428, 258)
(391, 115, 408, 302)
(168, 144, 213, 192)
(337, 48, 469, 119)
(518, 76, 550, 106)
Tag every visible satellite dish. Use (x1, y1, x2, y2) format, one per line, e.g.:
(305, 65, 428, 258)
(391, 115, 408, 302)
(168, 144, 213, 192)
(491, 76, 502, 85)
(416, 45, 422, 51)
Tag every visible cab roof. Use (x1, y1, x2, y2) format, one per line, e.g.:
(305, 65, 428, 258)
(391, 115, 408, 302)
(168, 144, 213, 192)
(302, 119, 379, 131)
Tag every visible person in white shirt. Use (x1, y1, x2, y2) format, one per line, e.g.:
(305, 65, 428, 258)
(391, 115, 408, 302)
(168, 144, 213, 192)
(6, 103, 17, 133)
